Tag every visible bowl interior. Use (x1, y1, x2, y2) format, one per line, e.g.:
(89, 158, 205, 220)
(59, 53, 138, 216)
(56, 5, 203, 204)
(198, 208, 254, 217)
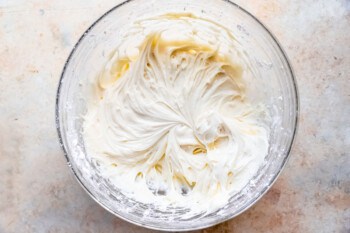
(56, 0, 298, 231)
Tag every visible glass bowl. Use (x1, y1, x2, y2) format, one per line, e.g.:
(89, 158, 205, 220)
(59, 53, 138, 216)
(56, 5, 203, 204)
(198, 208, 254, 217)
(56, 0, 298, 231)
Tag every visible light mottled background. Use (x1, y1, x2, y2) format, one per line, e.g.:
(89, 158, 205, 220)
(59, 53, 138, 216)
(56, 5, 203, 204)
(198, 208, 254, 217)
(0, 0, 349, 232)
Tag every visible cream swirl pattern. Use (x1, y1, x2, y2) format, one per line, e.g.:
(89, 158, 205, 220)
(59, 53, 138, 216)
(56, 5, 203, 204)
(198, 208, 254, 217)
(84, 14, 270, 213)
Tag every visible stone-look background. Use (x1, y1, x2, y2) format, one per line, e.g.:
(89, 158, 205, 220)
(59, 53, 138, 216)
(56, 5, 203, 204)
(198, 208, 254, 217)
(0, 0, 349, 232)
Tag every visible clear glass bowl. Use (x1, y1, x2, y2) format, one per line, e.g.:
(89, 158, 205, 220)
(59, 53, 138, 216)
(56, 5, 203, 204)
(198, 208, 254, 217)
(56, 0, 298, 231)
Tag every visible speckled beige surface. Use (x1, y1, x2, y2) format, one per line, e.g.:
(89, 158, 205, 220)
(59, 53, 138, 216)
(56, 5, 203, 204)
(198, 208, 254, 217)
(0, 0, 349, 232)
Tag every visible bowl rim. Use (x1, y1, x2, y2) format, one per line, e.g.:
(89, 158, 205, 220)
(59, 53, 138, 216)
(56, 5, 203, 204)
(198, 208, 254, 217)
(55, 0, 299, 231)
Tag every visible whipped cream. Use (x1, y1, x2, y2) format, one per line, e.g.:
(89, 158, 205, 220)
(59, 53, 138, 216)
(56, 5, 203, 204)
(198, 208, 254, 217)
(84, 13, 270, 214)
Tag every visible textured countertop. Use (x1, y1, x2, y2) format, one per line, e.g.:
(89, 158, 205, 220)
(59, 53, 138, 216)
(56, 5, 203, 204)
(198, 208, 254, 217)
(0, 0, 349, 232)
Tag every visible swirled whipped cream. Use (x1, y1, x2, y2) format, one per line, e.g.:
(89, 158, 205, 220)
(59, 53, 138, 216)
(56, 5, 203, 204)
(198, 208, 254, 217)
(84, 13, 269, 213)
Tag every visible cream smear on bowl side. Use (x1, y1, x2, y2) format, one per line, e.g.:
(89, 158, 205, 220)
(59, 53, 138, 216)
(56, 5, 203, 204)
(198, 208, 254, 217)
(83, 13, 270, 214)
